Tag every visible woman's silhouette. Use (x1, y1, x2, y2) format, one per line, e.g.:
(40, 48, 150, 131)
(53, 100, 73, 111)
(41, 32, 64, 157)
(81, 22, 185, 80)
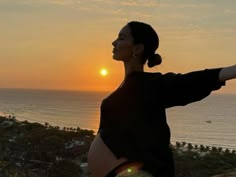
(88, 21, 236, 177)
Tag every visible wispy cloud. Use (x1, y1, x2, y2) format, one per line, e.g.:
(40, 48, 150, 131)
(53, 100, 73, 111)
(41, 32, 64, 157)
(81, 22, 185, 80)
(118, 0, 160, 7)
(19, 0, 161, 13)
(1, 0, 235, 30)
(224, 8, 236, 15)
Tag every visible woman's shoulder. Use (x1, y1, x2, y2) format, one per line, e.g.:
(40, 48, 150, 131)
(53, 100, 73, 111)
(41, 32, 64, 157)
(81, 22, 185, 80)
(141, 71, 173, 80)
(128, 71, 163, 78)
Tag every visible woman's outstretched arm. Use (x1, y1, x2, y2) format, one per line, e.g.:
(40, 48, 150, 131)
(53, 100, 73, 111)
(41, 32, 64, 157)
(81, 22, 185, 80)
(219, 65, 236, 82)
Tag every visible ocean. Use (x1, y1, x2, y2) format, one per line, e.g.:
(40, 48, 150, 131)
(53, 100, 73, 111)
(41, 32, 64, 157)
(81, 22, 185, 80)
(0, 88, 235, 150)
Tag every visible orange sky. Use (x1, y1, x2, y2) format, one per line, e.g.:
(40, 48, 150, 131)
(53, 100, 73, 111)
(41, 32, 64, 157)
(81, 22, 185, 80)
(0, 0, 236, 93)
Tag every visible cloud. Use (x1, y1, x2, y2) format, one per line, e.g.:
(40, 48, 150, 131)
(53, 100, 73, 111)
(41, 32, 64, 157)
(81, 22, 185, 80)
(118, 0, 160, 7)
(224, 8, 236, 15)
(0, 0, 80, 7)
(2, 0, 235, 31)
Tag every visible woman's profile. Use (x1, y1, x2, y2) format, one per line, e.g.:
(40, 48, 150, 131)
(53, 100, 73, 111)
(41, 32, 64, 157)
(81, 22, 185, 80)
(88, 21, 236, 177)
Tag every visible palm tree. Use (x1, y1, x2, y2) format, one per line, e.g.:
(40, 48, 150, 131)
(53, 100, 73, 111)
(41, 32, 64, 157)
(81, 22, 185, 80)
(45, 122, 49, 128)
(224, 148, 230, 154)
(211, 146, 218, 153)
(218, 147, 223, 153)
(205, 146, 210, 152)
(200, 145, 205, 152)
(76, 127, 81, 133)
(187, 143, 193, 150)
(176, 142, 181, 149)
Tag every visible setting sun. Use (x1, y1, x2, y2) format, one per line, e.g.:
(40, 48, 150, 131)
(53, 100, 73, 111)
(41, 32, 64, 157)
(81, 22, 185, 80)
(100, 68, 108, 76)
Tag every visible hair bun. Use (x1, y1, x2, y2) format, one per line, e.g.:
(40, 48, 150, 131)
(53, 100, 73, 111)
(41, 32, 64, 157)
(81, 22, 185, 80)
(147, 53, 162, 68)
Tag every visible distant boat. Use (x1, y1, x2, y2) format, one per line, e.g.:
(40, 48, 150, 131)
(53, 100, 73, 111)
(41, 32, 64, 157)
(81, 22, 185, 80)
(206, 120, 212, 123)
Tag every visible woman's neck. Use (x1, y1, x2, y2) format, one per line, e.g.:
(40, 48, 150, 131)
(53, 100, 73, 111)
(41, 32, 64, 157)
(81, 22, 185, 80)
(123, 62, 143, 79)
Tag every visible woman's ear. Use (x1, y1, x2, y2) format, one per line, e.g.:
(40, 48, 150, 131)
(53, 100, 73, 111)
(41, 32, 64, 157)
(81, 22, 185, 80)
(133, 44, 144, 56)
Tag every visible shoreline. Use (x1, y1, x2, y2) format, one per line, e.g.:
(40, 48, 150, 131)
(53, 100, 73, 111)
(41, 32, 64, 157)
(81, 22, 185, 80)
(1, 112, 235, 151)
(1, 114, 235, 151)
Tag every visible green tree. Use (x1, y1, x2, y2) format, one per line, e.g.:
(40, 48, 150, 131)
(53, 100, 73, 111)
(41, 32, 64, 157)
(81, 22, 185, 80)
(211, 146, 218, 153)
(200, 144, 205, 152)
(76, 127, 81, 132)
(218, 147, 223, 153)
(175, 142, 181, 149)
(224, 148, 230, 155)
(205, 146, 210, 152)
(187, 143, 193, 150)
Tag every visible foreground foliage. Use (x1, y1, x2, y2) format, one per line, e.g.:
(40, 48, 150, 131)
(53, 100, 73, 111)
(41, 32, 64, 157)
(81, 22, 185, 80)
(173, 142, 236, 177)
(0, 116, 235, 177)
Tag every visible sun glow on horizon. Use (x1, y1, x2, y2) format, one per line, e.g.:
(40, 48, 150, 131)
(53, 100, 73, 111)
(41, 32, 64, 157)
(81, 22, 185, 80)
(100, 68, 108, 77)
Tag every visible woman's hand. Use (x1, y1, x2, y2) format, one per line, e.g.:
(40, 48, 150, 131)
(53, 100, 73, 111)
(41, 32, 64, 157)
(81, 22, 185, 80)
(219, 65, 236, 82)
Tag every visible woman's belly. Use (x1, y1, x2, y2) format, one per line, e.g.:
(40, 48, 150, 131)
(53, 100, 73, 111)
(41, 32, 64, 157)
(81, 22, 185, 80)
(88, 134, 127, 177)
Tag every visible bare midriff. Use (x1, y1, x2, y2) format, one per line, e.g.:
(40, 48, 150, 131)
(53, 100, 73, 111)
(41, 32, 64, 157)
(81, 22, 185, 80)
(88, 133, 128, 177)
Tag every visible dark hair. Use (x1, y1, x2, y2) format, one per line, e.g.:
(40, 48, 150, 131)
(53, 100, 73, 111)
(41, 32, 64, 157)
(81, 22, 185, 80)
(127, 21, 162, 67)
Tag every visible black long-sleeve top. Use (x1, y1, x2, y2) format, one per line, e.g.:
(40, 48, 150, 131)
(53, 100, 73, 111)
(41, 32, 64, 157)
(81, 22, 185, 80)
(98, 68, 225, 177)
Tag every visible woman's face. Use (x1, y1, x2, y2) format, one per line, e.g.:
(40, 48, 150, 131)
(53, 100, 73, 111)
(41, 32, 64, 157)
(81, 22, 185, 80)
(112, 25, 135, 61)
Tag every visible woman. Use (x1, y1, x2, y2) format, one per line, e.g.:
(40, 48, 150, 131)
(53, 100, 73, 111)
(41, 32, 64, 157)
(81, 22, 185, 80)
(88, 21, 236, 177)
